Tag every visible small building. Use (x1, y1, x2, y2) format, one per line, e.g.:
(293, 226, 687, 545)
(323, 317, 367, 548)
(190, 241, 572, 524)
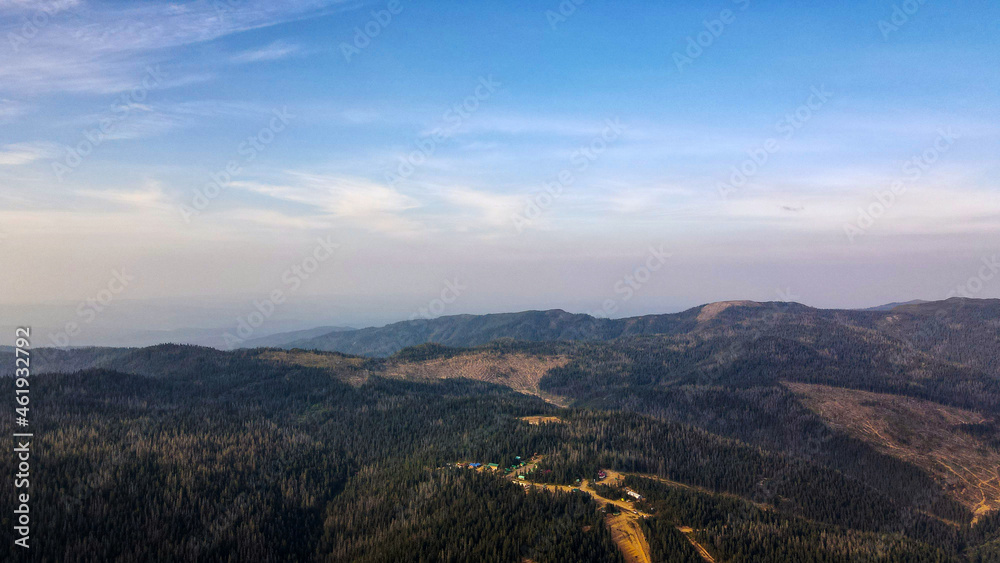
(597, 471, 607, 480)
(625, 488, 642, 500)
(517, 475, 526, 480)
(487, 463, 499, 471)
(469, 462, 482, 468)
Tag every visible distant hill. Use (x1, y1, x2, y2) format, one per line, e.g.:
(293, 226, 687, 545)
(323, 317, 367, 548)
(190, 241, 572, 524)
(239, 325, 354, 348)
(863, 299, 929, 311)
(280, 299, 1000, 363)
(284, 301, 816, 356)
(285, 309, 623, 356)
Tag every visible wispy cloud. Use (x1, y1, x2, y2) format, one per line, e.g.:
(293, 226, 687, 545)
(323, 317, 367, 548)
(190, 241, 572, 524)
(0, 0, 79, 13)
(219, 208, 335, 230)
(76, 182, 170, 209)
(231, 40, 302, 63)
(61, 99, 277, 143)
(0, 0, 355, 94)
(233, 173, 425, 236)
(0, 141, 60, 165)
(82, 105, 187, 141)
(0, 98, 30, 122)
(438, 187, 524, 230)
(451, 115, 612, 137)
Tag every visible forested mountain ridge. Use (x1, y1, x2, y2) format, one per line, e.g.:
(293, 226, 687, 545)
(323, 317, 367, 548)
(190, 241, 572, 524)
(3, 298, 1000, 561)
(277, 298, 1000, 369)
(282, 308, 621, 356)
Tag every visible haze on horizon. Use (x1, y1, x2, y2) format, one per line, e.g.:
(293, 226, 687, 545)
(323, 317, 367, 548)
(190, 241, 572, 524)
(2, 0, 998, 345)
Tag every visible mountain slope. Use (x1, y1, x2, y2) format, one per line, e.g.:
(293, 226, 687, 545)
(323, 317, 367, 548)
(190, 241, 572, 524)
(8, 306, 1000, 560)
(280, 299, 1000, 385)
(287, 309, 620, 356)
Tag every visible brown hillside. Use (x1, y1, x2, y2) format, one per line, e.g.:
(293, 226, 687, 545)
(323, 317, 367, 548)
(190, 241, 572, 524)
(786, 382, 1000, 521)
(385, 352, 571, 405)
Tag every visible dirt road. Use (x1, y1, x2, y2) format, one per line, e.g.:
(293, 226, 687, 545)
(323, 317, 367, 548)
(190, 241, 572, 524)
(607, 513, 652, 563)
(677, 526, 716, 563)
(510, 466, 651, 563)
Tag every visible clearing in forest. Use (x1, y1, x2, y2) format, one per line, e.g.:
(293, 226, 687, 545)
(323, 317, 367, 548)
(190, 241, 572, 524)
(519, 415, 564, 425)
(786, 381, 1000, 521)
(696, 300, 761, 322)
(606, 513, 652, 563)
(386, 352, 571, 405)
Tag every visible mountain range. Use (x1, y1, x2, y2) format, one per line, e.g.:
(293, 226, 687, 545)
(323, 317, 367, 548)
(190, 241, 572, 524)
(5, 297, 1000, 561)
(260, 298, 1000, 373)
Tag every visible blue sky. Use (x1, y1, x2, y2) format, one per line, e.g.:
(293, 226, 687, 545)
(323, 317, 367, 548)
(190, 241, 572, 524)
(2, 0, 999, 339)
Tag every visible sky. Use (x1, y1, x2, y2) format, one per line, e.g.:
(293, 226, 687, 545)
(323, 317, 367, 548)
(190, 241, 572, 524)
(1, 0, 999, 344)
